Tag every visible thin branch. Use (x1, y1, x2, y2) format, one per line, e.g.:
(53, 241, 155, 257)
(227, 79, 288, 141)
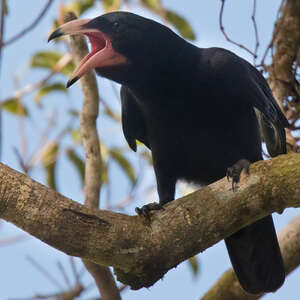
(2, 0, 54, 47)
(0, 0, 6, 161)
(26, 255, 64, 290)
(70, 257, 80, 283)
(4, 53, 72, 100)
(219, 0, 257, 58)
(64, 12, 121, 300)
(14, 282, 84, 300)
(0, 0, 6, 67)
(251, 0, 259, 64)
(0, 233, 29, 246)
(57, 260, 71, 289)
(258, 1, 284, 69)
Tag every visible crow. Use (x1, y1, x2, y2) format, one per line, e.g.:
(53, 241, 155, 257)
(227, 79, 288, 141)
(49, 12, 288, 293)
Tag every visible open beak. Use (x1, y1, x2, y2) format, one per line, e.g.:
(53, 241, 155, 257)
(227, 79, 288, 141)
(48, 19, 127, 87)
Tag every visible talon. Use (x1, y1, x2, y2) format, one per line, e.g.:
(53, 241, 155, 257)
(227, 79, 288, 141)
(227, 159, 250, 191)
(135, 202, 164, 219)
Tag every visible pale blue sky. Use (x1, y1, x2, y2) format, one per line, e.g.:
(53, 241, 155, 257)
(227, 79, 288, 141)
(1, 1, 299, 299)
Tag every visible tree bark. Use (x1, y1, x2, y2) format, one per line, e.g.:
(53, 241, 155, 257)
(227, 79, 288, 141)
(0, 153, 300, 289)
(267, 0, 300, 152)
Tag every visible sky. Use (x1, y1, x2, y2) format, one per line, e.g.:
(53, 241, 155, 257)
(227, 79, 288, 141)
(1, 1, 299, 300)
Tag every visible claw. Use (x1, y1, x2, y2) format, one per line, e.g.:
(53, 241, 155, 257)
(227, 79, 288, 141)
(226, 159, 250, 191)
(135, 202, 164, 219)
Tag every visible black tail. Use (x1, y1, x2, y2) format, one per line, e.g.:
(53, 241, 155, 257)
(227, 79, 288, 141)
(255, 109, 287, 157)
(225, 215, 285, 293)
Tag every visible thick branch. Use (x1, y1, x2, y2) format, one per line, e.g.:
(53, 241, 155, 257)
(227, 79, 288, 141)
(0, 153, 300, 289)
(64, 12, 120, 300)
(267, 0, 300, 152)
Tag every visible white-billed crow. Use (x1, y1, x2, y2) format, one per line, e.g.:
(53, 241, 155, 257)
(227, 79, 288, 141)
(49, 12, 288, 293)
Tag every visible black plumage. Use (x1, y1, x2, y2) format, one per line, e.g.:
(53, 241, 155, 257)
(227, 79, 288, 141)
(49, 12, 288, 293)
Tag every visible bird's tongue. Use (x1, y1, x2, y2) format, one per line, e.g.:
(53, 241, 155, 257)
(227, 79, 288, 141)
(67, 32, 127, 87)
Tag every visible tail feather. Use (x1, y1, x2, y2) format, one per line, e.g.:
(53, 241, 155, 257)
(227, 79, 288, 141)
(255, 109, 287, 156)
(225, 216, 285, 293)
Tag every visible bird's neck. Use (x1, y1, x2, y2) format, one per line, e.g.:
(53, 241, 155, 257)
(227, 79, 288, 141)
(128, 42, 199, 98)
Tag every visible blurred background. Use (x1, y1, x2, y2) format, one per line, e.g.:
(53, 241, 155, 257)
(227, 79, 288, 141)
(0, 0, 299, 299)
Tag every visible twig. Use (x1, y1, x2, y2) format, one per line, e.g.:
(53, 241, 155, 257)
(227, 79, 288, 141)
(259, 0, 284, 69)
(26, 255, 64, 290)
(0, 0, 6, 66)
(57, 260, 71, 289)
(219, 0, 257, 59)
(70, 257, 79, 282)
(101, 96, 121, 122)
(251, 0, 259, 64)
(12, 282, 84, 300)
(2, 0, 54, 47)
(7, 53, 72, 100)
(0, 234, 29, 246)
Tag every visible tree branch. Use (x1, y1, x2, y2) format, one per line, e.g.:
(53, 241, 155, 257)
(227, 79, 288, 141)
(266, 0, 300, 152)
(219, 0, 257, 59)
(64, 12, 120, 300)
(2, 0, 54, 47)
(1, 153, 300, 289)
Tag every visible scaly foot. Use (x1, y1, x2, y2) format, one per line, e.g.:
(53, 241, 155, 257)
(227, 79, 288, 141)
(135, 202, 164, 219)
(226, 159, 250, 191)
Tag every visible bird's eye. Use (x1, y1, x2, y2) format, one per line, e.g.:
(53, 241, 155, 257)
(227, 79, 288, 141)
(113, 22, 120, 29)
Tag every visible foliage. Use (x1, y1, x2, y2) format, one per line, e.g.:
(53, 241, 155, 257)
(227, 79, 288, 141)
(2, 98, 28, 116)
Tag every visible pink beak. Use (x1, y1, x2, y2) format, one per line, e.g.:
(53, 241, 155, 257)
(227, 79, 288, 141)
(48, 19, 127, 87)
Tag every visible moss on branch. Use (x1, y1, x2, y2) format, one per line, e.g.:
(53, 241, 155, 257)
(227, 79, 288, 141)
(0, 153, 300, 289)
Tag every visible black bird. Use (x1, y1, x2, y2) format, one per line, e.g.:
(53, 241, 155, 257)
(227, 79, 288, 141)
(49, 12, 288, 293)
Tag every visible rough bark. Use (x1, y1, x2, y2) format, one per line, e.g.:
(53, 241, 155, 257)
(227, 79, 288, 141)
(64, 12, 121, 300)
(0, 153, 299, 289)
(267, 0, 300, 152)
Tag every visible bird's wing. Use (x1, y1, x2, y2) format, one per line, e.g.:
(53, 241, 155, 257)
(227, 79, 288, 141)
(208, 48, 289, 156)
(246, 64, 288, 156)
(120, 86, 150, 151)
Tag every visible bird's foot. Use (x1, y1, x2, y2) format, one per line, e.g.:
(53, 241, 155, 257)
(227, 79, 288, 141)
(226, 159, 250, 191)
(135, 202, 164, 219)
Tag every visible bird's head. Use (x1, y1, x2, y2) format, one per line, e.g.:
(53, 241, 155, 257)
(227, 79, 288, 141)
(48, 12, 185, 87)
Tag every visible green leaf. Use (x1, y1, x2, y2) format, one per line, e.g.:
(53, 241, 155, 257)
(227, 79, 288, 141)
(165, 10, 195, 40)
(2, 0, 8, 15)
(67, 149, 85, 186)
(2, 98, 28, 116)
(110, 148, 136, 186)
(71, 129, 81, 143)
(68, 109, 80, 117)
(102, 0, 121, 12)
(64, 0, 95, 16)
(188, 256, 200, 277)
(140, 0, 161, 13)
(42, 142, 59, 190)
(140, 149, 153, 166)
(31, 51, 62, 69)
(31, 51, 74, 75)
(34, 83, 67, 104)
(101, 159, 108, 183)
